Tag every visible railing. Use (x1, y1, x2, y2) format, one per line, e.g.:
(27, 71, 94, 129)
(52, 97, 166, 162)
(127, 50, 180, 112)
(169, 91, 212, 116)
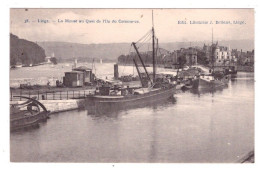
(10, 89, 95, 101)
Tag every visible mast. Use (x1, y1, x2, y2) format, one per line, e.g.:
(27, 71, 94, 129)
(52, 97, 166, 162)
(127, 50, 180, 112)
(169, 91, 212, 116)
(131, 10, 155, 86)
(212, 28, 213, 45)
(156, 38, 158, 71)
(152, 10, 156, 82)
(211, 28, 214, 72)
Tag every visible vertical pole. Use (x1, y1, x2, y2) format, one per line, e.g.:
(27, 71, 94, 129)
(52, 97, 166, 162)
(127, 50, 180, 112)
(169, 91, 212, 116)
(114, 64, 119, 80)
(212, 28, 213, 45)
(212, 28, 214, 73)
(60, 91, 62, 100)
(152, 10, 156, 83)
(11, 90, 12, 101)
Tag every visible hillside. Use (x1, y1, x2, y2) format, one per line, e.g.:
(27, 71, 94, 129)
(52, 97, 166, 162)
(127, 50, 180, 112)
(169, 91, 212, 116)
(38, 42, 130, 62)
(10, 34, 46, 66)
(38, 40, 254, 62)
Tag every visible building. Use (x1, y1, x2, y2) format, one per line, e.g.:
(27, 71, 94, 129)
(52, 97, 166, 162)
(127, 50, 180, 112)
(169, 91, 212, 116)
(203, 42, 237, 66)
(161, 51, 178, 68)
(63, 71, 84, 87)
(72, 66, 93, 84)
(203, 43, 214, 63)
(215, 46, 231, 65)
(63, 66, 94, 87)
(238, 50, 254, 66)
(177, 47, 198, 66)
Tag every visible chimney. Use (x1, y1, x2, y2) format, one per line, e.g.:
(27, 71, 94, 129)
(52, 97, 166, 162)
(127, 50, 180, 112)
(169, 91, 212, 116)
(114, 64, 119, 80)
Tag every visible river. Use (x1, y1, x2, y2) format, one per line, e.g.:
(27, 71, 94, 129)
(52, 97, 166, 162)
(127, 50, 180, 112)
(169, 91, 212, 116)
(10, 63, 254, 162)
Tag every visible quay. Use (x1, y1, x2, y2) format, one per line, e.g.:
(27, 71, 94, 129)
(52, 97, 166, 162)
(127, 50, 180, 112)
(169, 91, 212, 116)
(9, 64, 223, 114)
(10, 99, 85, 114)
(10, 87, 96, 114)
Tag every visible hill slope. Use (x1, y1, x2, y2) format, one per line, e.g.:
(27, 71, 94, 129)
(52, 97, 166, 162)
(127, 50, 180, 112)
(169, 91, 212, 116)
(10, 34, 46, 66)
(38, 40, 254, 62)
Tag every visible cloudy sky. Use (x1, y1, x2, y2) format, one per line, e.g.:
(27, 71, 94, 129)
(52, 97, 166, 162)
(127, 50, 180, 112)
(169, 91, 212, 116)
(10, 9, 254, 44)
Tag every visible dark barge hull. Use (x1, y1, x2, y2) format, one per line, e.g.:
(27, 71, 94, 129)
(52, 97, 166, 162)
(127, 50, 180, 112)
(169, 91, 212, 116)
(181, 78, 199, 90)
(85, 87, 175, 114)
(191, 78, 199, 89)
(10, 111, 49, 132)
(199, 77, 229, 91)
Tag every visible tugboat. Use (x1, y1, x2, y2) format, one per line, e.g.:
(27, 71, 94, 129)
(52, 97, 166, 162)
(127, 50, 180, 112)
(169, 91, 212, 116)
(10, 96, 50, 131)
(198, 66, 229, 91)
(85, 11, 176, 114)
(198, 30, 230, 91)
(199, 73, 229, 90)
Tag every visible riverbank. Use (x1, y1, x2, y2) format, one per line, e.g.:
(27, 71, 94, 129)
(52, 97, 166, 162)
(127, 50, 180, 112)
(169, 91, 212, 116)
(10, 99, 86, 114)
(237, 65, 254, 72)
(10, 85, 95, 94)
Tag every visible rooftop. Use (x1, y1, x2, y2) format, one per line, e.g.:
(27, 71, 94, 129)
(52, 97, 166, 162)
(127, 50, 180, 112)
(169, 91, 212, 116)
(73, 66, 92, 71)
(65, 71, 84, 74)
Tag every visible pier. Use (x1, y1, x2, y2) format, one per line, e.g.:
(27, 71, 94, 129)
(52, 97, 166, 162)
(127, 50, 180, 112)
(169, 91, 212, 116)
(10, 87, 96, 101)
(10, 87, 95, 114)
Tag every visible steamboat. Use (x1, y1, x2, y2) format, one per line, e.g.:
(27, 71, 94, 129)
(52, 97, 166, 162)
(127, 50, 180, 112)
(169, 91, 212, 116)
(85, 12, 176, 114)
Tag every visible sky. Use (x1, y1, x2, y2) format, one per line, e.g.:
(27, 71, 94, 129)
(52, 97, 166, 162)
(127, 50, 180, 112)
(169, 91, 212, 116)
(10, 9, 254, 44)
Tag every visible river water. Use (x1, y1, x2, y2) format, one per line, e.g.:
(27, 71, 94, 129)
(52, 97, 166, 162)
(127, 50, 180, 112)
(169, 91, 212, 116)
(10, 63, 254, 162)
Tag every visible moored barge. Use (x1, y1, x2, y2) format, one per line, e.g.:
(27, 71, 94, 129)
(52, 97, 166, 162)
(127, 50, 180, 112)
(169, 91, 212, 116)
(10, 96, 50, 131)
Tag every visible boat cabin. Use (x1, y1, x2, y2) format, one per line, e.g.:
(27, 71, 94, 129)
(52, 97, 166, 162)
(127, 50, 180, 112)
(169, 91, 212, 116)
(200, 74, 214, 82)
(72, 66, 93, 85)
(63, 71, 84, 87)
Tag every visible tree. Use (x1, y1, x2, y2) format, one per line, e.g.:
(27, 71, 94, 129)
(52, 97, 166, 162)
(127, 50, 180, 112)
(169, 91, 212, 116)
(177, 54, 187, 68)
(197, 50, 209, 65)
(50, 57, 58, 64)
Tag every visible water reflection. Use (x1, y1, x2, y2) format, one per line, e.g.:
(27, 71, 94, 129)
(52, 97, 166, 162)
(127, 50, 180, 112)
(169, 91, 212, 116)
(10, 72, 254, 162)
(189, 85, 227, 97)
(86, 96, 177, 116)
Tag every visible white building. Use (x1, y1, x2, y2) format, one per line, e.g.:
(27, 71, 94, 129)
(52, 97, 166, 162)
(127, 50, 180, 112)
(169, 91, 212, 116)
(214, 45, 236, 66)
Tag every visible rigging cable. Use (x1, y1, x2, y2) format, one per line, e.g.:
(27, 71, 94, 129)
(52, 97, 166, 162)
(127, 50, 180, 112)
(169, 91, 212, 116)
(136, 29, 152, 43)
(137, 32, 152, 49)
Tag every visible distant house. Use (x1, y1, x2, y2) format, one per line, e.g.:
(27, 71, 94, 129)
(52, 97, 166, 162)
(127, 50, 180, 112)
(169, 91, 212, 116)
(162, 51, 178, 68)
(177, 47, 198, 66)
(239, 50, 254, 66)
(203, 43, 237, 66)
(203, 43, 214, 62)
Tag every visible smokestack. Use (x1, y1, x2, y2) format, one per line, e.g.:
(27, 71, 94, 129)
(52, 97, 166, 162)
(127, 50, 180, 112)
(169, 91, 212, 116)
(114, 64, 119, 80)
